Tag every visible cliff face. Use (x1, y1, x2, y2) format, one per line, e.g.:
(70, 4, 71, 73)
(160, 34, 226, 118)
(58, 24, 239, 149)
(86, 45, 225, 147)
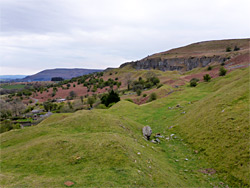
(120, 56, 228, 71)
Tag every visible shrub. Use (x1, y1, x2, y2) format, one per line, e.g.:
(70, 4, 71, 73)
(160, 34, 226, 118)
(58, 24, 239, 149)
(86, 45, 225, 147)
(226, 47, 232, 52)
(69, 91, 77, 99)
(0, 120, 13, 133)
(136, 89, 142, 96)
(101, 90, 120, 107)
(203, 74, 211, 82)
(207, 66, 212, 71)
(52, 91, 56, 97)
(147, 93, 157, 102)
(190, 80, 198, 87)
(143, 94, 147, 97)
(108, 102, 116, 108)
(95, 104, 107, 109)
(234, 45, 240, 51)
(125, 98, 134, 103)
(190, 78, 199, 82)
(157, 84, 163, 89)
(219, 67, 227, 76)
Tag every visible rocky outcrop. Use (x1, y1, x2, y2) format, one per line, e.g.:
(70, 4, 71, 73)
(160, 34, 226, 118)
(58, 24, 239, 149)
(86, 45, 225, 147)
(120, 56, 229, 71)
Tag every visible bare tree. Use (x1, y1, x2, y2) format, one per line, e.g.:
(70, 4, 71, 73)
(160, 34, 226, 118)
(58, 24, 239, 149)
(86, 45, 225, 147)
(125, 73, 132, 90)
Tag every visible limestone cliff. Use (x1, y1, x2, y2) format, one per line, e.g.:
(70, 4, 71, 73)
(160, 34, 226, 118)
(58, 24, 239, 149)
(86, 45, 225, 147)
(120, 56, 229, 72)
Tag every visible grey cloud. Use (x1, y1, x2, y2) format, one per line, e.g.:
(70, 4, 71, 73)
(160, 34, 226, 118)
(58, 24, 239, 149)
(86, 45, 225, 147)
(0, 0, 250, 74)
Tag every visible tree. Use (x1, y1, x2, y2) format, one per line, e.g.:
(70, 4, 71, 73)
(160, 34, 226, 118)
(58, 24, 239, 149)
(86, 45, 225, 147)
(43, 101, 53, 112)
(80, 96, 84, 104)
(51, 77, 64, 81)
(87, 96, 96, 108)
(203, 74, 211, 82)
(101, 90, 120, 107)
(69, 91, 77, 99)
(67, 83, 71, 89)
(219, 67, 227, 76)
(125, 73, 132, 90)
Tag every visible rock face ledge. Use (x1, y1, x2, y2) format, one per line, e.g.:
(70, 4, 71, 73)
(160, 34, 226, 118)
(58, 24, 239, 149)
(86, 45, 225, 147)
(120, 56, 228, 71)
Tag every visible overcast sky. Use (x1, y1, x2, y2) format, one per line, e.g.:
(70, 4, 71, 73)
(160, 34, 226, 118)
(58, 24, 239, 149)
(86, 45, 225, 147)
(0, 0, 249, 75)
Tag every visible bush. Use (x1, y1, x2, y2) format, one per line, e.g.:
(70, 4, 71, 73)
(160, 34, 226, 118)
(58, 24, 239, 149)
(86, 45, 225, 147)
(136, 89, 142, 96)
(147, 93, 157, 102)
(207, 66, 212, 71)
(219, 67, 227, 76)
(203, 74, 211, 82)
(190, 78, 199, 83)
(190, 80, 198, 87)
(101, 90, 120, 107)
(157, 84, 163, 89)
(0, 120, 13, 133)
(226, 47, 232, 52)
(95, 104, 108, 109)
(234, 45, 240, 51)
(108, 102, 116, 108)
(69, 91, 77, 99)
(143, 94, 147, 97)
(125, 98, 134, 103)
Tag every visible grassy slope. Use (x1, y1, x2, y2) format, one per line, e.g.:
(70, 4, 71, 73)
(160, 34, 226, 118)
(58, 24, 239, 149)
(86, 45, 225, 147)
(0, 68, 249, 187)
(177, 68, 250, 186)
(149, 38, 249, 59)
(107, 68, 249, 187)
(0, 109, 220, 187)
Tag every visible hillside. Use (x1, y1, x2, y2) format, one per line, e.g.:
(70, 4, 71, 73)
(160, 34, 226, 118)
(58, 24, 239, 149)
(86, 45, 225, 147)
(120, 38, 249, 72)
(1, 67, 249, 187)
(0, 38, 249, 187)
(21, 68, 103, 82)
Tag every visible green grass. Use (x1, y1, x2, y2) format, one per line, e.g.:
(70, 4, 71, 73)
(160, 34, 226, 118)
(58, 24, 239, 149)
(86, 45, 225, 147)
(1, 111, 212, 187)
(0, 68, 249, 187)
(106, 68, 249, 187)
(0, 84, 26, 89)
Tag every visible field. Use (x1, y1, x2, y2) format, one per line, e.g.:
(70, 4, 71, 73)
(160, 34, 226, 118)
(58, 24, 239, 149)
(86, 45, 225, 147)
(0, 84, 26, 90)
(1, 67, 249, 187)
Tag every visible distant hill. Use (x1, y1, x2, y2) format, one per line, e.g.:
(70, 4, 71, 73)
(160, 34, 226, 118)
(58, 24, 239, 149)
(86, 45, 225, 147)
(0, 75, 27, 81)
(21, 68, 103, 82)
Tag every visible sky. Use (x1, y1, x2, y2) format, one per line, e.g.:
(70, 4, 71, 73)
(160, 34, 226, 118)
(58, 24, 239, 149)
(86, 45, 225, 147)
(0, 0, 249, 75)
